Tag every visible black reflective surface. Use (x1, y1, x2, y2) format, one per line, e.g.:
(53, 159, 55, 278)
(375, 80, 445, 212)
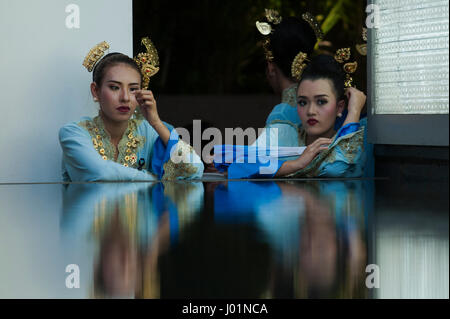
(0, 179, 448, 298)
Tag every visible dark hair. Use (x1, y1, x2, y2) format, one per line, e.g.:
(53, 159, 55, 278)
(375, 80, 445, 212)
(92, 52, 142, 86)
(300, 54, 346, 101)
(269, 16, 317, 79)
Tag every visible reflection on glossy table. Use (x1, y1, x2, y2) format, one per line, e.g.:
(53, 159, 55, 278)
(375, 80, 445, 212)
(0, 178, 448, 298)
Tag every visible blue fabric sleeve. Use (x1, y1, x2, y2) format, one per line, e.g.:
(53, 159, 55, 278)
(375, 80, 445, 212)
(315, 121, 365, 178)
(214, 145, 283, 178)
(59, 123, 157, 182)
(228, 159, 283, 179)
(151, 129, 180, 179)
(336, 122, 361, 139)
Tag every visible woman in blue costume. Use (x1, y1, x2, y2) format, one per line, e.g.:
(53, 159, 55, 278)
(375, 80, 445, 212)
(253, 10, 319, 147)
(59, 39, 203, 182)
(215, 53, 368, 178)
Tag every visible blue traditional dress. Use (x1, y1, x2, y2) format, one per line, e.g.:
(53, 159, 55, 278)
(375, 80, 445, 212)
(59, 115, 204, 182)
(215, 118, 368, 179)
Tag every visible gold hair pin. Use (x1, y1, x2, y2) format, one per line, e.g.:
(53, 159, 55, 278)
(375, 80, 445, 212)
(356, 28, 368, 56)
(265, 9, 282, 24)
(291, 51, 309, 81)
(262, 38, 274, 61)
(256, 21, 272, 35)
(256, 8, 282, 36)
(334, 48, 358, 87)
(301, 12, 324, 40)
(82, 41, 110, 72)
(334, 48, 351, 63)
(134, 37, 160, 90)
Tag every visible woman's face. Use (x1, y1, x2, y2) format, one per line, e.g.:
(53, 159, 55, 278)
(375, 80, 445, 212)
(297, 79, 344, 139)
(92, 63, 141, 123)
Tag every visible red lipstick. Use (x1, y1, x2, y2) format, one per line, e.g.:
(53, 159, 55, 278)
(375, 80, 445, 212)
(307, 119, 318, 126)
(117, 106, 130, 113)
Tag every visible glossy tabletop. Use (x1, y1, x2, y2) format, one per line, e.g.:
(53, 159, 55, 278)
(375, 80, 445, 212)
(0, 178, 448, 298)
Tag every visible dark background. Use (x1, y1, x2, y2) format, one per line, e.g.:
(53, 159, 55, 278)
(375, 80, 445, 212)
(133, 0, 367, 94)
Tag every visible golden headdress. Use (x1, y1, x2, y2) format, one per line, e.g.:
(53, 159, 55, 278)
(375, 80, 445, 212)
(256, 9, 323, 82)
(334, 48, 358, 88)
(291, 52, 309, 81)
(82, 41, 110, 72)
(82, 38, 160, 91)
(133, 37, 160, 90)
(301, 12, 324, 40)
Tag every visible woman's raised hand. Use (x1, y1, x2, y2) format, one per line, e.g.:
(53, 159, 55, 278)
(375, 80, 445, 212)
(345, 87, 366, 115)
(276, 137, 333, 177)
(135, 89, 161, 126)
(295, 137, 333, 169)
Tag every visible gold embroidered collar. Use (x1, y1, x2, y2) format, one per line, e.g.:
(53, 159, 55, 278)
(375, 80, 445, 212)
(80, 116, 146, 168)
(293, 127, 364, 177)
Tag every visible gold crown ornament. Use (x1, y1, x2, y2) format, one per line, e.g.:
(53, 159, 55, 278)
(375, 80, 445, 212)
(261, 38, 274, 61)
(82, 41, 110, 72)
(134, 37, 160, 90)
(256, 9, 283, 60)
(334, 47, 358, 88)
(265, 9, 282, 24)
(255, 8, 283, 35)
(301, 12, 324, 40)
(291, 51, 309, 81)
(334, 48, 351, 64)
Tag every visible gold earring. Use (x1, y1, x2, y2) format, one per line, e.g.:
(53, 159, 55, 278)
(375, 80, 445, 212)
(338, 113, 342, 118)
(93, 97, 98, 102)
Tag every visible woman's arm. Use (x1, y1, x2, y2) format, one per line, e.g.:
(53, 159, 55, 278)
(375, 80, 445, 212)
(342, 87, 367, 127)
(135, 89, 170, 145)
(135, 89, 203, 179)
(275, 137, 332, 177)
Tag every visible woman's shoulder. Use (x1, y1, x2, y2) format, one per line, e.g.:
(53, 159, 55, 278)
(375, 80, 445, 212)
(59, 117, 93, 138)
(266, 103, 301, 127)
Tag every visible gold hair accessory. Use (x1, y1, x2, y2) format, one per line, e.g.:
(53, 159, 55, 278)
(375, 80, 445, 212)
(356, 28, 368, 56)
(344, 61, 358, 74)
(134, 37, 160, 90)
(291, 51, 309, 81)
(83, 41, 110, 72)
(256, 21, 272, 35)
(262, 38, 274, 61)
(343, 61, 358, 87)
(334, 48, 351, 63)
(302, 12, 324, 40)
(334, 48, 358, 87)
(256, 8, 282, 59)
(265, 9, 282, 24)
(256, 8, 282, 35)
